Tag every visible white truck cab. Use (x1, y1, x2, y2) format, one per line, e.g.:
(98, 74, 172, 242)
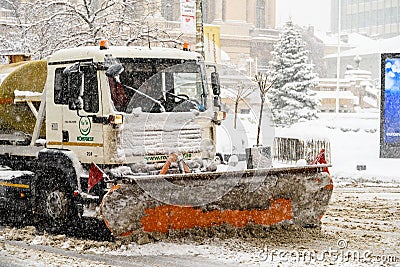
(45, 44, 223, 172)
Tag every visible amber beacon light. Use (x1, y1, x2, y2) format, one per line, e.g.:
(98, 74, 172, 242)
(100, 40, 109, 50)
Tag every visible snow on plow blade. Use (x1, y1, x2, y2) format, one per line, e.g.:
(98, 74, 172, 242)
(100, 165, 333, 237)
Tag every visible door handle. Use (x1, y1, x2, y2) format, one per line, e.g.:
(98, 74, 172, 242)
(62, 130, 69, 142)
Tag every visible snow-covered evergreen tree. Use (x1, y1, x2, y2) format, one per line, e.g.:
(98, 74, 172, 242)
(267, 21, 319, 127)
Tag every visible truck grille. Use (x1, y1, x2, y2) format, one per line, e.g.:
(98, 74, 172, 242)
(121, 114, 203, 157)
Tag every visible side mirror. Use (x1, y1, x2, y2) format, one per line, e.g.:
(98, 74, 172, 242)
(211, 72, 221, 96)
(106, 64, 124, 83)
(214, 96, 221, 108)
(64, 63, 83, 110)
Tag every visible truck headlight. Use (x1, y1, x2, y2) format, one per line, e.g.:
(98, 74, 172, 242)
(109, 114, 123, 125)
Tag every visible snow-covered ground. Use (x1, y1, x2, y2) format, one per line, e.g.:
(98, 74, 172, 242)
(219, 110, 399, 183)
(0, 111, 399, 267)
(276, 111, 399, 184)
(1, 185, 399, 266)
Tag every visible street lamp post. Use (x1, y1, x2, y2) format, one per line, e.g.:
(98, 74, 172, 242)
(336, 0, 342, 114)
(165, 3, 172, 21)
(195, 0, 204, 58)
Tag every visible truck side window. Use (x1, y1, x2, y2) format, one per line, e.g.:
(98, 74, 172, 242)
(54, 68, 68, 105)
(53, 65, 99, 113)
(81, 65, 99, 113)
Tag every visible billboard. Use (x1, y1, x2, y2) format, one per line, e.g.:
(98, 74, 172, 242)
(380, 53, 400, 158)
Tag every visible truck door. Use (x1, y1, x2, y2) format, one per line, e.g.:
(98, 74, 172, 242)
(60, 63, 104, 164)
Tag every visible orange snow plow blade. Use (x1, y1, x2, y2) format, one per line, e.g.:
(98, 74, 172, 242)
(140, 198, 293, 233)
(100, 165, 333, 238)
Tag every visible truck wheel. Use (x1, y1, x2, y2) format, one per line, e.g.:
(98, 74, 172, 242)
(33, 177, 79, 234)
(45, 190, 68, 223)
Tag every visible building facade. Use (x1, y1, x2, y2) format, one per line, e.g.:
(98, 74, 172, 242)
(0, 0, 15, 24)
(0, 0, 278, 75)
(315, 66, 379, 113)
(156, 0, 279, 75)
(331, 0, 400, 39)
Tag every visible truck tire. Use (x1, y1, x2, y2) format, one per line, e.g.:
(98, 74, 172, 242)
(32, 172, 80, 234)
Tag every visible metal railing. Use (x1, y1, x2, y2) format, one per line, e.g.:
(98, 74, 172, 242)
(274, 137, 331, 164)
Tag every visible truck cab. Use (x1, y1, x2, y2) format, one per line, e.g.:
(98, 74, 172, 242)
(44, 43, 223, 173)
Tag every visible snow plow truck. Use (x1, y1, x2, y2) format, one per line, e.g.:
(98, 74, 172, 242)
(0, 42, 332, 237)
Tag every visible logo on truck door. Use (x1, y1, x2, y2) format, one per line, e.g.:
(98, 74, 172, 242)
(79, 117, 91, 135)
(77, 117, 94, 141)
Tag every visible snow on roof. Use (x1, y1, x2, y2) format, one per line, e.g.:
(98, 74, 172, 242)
(325, 35, 400, 58)
(365, 85, 378, 96)
(221, 49, 230, 62)
(0, 170, 33, 179)
(14, 89, 42, 98)
(0, 52, 31, 56)
(363, 95, 378, 107)
(315, 90, 358, 100)
(314, 31, 374, 47)
(317, 78, 352, 88)
(345, 69, 372, 76)
(48, 46, 202, 63)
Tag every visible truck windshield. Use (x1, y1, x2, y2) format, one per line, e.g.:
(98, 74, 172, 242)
(108, 58, 207, 113)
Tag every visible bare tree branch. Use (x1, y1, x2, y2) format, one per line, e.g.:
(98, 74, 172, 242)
(254, 72, 275, 146)
(232, 81, 256, 129)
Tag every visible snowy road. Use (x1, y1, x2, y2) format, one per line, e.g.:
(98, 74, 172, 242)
(0, 240, 228, 267)
(0, 182, 399, 266)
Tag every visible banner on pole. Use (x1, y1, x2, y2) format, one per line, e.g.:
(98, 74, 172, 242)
(180, 0, 196, 34)
(204, 25, 221, 64)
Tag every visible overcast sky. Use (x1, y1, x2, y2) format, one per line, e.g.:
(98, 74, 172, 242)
(276, 0, 332, 32)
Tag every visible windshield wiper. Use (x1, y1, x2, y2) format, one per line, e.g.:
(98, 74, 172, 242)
(123, 84, 166, 112)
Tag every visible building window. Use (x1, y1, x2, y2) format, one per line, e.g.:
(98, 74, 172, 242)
(378, 9, 384, 25)
(161, 0, 174, 21)
(334, 0, 400, 37)
(256, 0, 265, 28)
(0, 0, 13, 10)
(390, 6, 397, 23)
(222, 0, 226, 21)
(202, 0, 209, 23)
(369, 9, 377, 26)
(359, 12, 365, 28)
